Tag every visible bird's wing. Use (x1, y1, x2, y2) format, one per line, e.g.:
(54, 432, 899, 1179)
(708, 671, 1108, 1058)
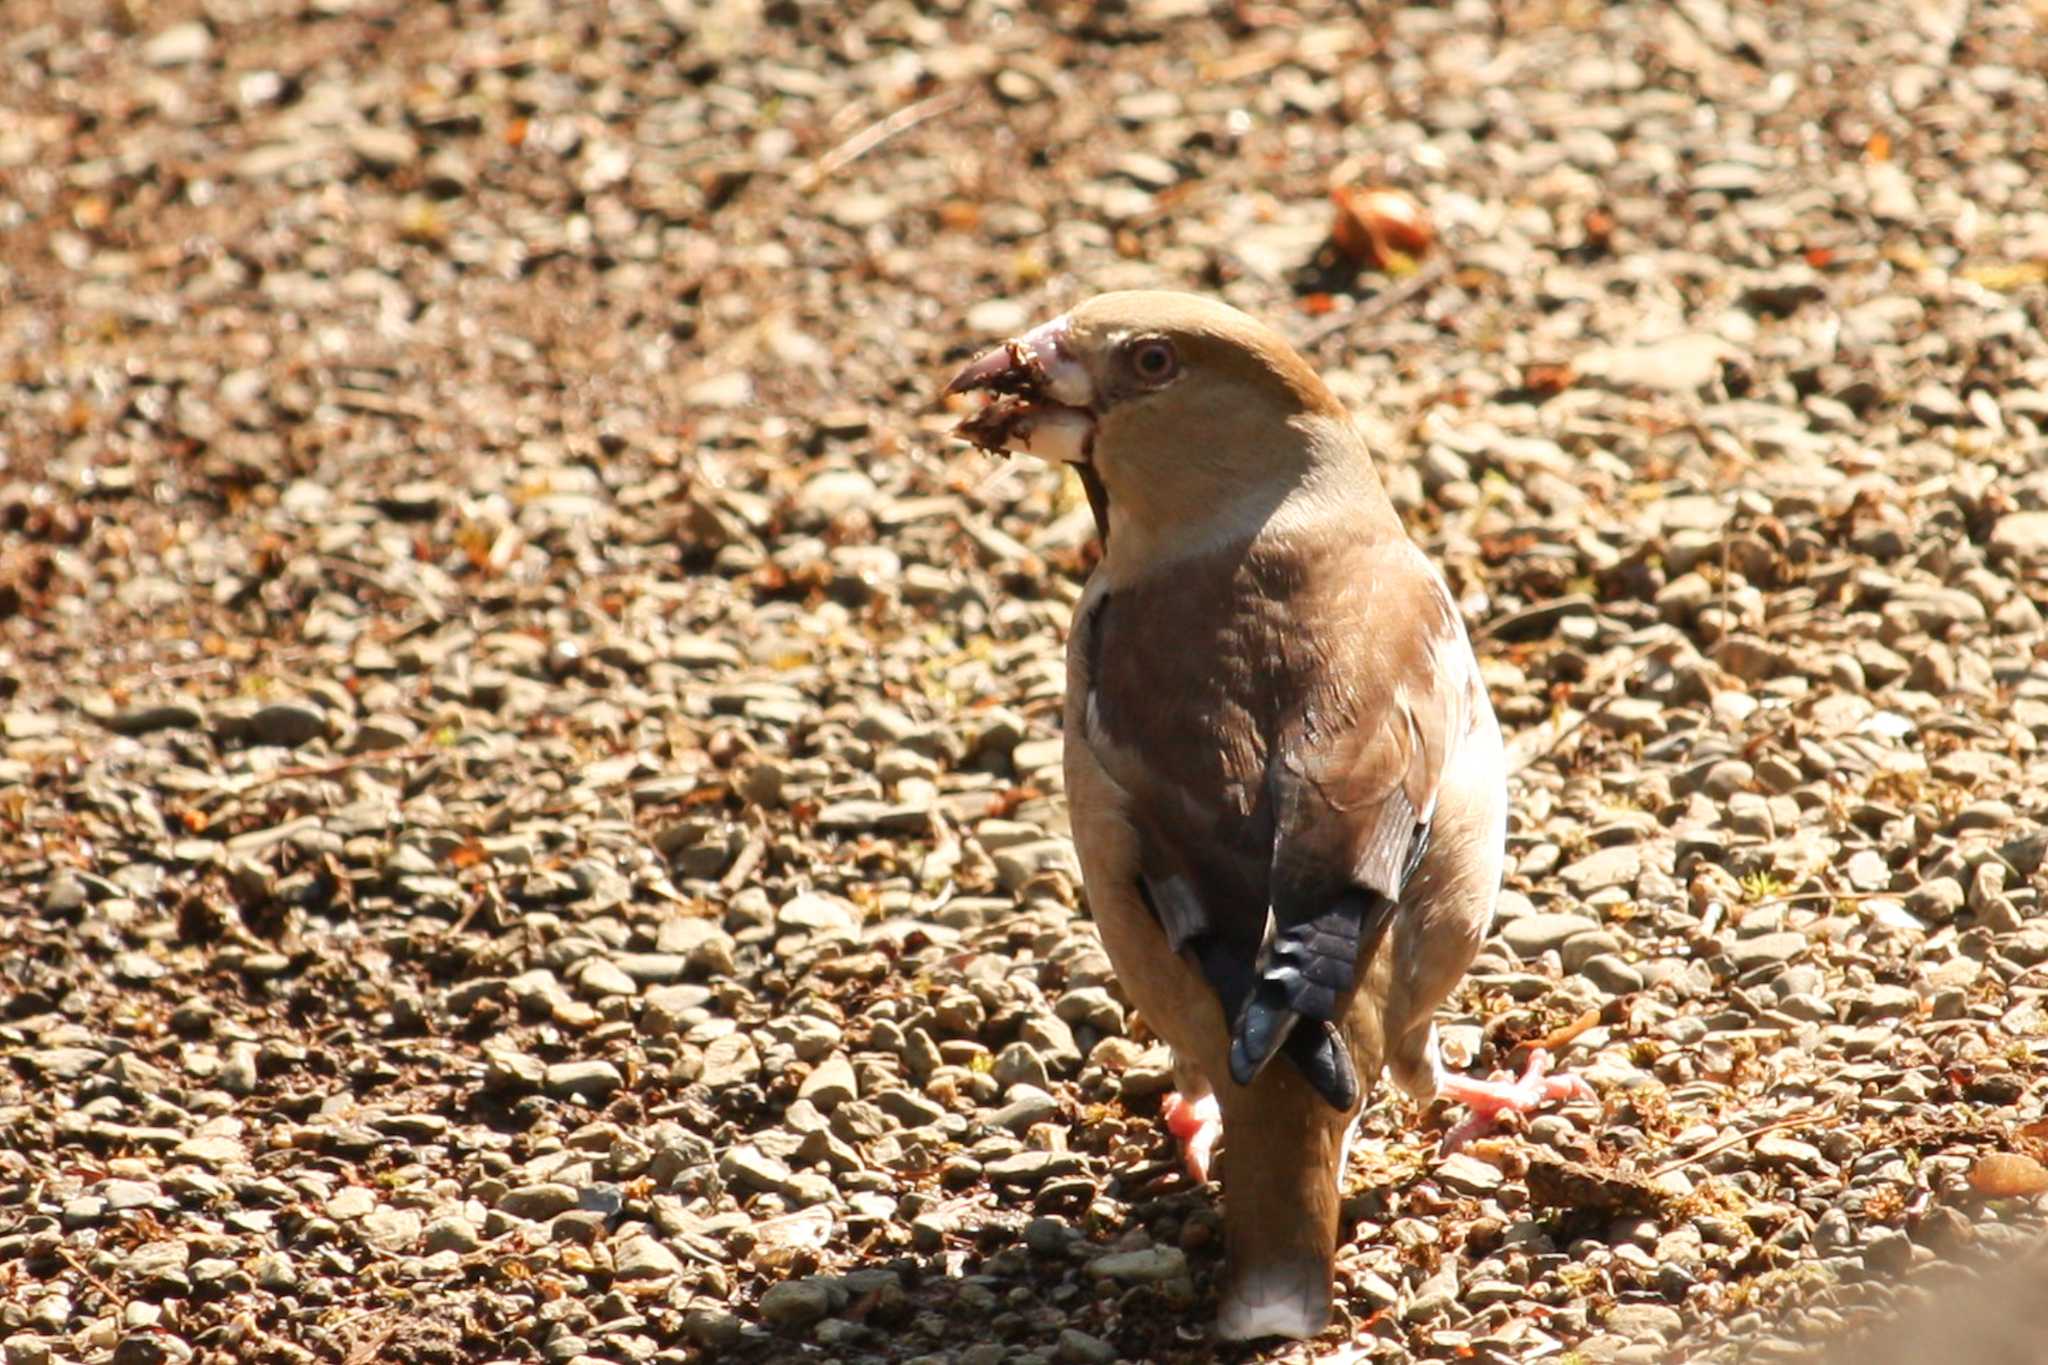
(1081, 533, 1478, 1109)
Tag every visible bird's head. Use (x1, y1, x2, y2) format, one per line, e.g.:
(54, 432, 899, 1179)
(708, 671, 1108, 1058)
(946, 291, 1376, 553)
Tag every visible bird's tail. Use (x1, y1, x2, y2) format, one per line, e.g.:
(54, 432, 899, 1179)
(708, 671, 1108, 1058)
(1228, 889, 1393, 1108)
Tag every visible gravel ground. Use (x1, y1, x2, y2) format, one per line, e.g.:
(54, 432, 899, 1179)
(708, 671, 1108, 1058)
(6, 1, 2048, 1362)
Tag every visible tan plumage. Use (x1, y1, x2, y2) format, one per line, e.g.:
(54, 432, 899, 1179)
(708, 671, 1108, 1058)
(947, 291, 1529, 1341)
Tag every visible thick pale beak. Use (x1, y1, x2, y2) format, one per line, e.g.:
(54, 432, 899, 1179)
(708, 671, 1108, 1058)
(944, 315, 1096, 464)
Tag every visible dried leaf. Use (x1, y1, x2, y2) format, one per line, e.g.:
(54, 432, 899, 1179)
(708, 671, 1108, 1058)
(1521, 362, 1577, 396)
(1330, 187, 1434, 270)
(1968, 1152, 2048, 1197)
(1959, 260, 2048, 291)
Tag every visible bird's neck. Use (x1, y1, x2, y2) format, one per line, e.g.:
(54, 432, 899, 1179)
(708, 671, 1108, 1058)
(1097, 427, 1397, 589)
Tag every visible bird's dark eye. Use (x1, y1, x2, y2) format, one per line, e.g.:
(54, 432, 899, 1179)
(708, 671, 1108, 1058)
(1128, 338, 1178, 385)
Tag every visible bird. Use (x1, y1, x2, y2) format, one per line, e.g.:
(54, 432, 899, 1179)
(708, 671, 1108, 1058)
(945, 291, 1589, 1341)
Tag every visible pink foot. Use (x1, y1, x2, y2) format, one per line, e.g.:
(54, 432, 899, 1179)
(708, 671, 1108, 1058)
(1435, 1048, 1593, 1153)
(1162, 1090, 1222, 1183)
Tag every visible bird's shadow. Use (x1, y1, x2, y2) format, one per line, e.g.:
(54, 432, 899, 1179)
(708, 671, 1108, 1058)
(1289, 236, 1370, 298)
(721, 1095, 1496, 1364)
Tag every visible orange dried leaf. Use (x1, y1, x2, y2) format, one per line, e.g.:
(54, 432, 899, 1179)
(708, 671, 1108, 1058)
(456, 524, 495, 570)
(936, 200, 981, 232)
(987, 785, 1044, 819)
(1330, 187, 1434, 269)
(1968, 1152, 2048, 1197)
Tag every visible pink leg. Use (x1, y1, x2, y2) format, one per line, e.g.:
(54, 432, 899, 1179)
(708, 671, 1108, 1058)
(1435, 1048, 1593, 1153)
(1161, 1090, 1222, 1183)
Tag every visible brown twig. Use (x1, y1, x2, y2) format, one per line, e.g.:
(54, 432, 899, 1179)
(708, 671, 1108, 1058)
(118, 655, 297, 683)
(1747, 889, 1909, 911)
(718, 831, 767, 892)
(317, 556, 446, 612)
(1717, 511, 1734, 636)
(1505, 638, 1672, 774)
(1295, 255, 1453, 349)
(341, 1315, 401, 1365)
(233, 745, 438, 793)
(106, 611, 437, 683)
(58, 1245, 127, 1308)
(798, 87, 972, 191)
(1646, 1108, 1833, 1179)
(1515, 1005, 1604, 1059)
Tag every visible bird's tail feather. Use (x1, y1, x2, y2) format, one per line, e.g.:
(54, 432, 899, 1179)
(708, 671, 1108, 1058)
(1228, 891, 1387, 1106)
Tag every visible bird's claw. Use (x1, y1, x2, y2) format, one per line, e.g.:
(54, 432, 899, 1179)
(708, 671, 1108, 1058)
(1435, 1048, 1592, 1153)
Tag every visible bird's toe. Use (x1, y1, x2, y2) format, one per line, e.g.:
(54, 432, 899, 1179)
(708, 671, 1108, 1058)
(1162, 1089, 1222, 1183)
(1435, 1048, 1590, 1151)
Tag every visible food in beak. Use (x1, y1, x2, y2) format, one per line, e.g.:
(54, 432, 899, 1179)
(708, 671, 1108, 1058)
(944, 319, 1096, 464)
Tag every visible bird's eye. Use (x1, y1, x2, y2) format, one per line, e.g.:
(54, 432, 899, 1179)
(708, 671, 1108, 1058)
(1128, 338, 1178, 385)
